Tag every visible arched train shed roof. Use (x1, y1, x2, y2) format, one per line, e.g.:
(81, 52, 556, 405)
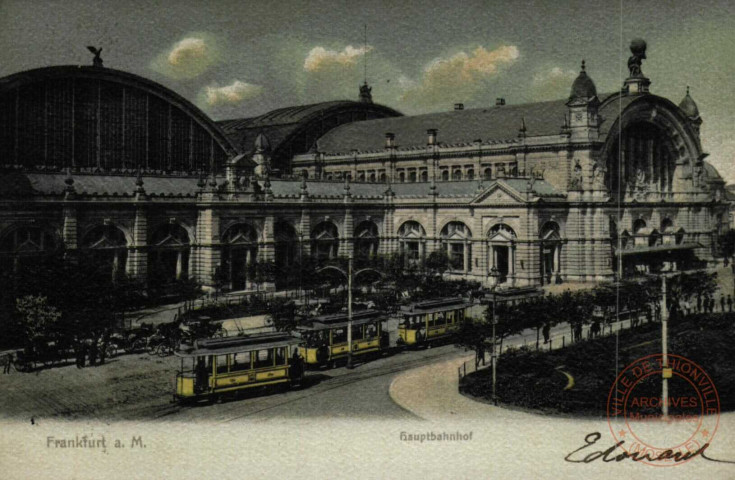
(218, 100, 402, 172)
(0, 65, 237, 173)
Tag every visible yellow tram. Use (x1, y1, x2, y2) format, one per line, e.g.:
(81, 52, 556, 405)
(397, 297, 473, 347)
(174, 333, 303, 402)
(296, 309, 389, 367)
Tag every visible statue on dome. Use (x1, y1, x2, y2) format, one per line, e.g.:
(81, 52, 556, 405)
(627, 39, 647, 77)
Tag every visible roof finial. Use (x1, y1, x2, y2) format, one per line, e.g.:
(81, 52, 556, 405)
(581, 59, 586, 72)
(518, 117, 527, 137)
(686, 85, 690, 95)
(64, 166, 75, 193)
(135, 167, 145, 194)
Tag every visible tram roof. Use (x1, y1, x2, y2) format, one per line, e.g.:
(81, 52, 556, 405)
(400, 297, 473, 314)
(297, 309, 387, 330)
(175, 332, 300, 357)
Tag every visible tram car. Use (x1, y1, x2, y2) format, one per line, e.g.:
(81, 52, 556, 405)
(174, 332, 304, 403)
(396, 297, 473, 347)
(296, 309, 389, 368)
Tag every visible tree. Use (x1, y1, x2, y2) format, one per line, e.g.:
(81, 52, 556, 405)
(15, 295, 61, 343)
(425, 250, 449, 277)
(719, 229, 735, 263)
(267, 298, 298, 332)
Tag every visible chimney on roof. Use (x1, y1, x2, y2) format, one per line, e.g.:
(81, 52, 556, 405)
(454, 103, 464, 111)
(496, 98, 506, 106)
(426, 129, 437, 146)
(385, 132, 395, 149)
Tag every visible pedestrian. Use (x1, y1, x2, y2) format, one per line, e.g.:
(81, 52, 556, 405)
(2, 352, 13, 374)
(79, 342, 87, 368)
(88, 339, 98, 367)
(729, 295, 733, 313)
(721, 295, 726, 313)
(542, 323, 550, 344)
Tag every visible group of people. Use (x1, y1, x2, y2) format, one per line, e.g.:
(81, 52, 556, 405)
(675, 294, 733, 317)
(74, 334, 109, 369)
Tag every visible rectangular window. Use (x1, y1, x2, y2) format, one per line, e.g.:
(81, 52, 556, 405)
(255, 349, 273, 369)
(332, 328, 347, 344)
(275, 347, 287, 365)
(365, 323, 378, 338)
(351, 325, 363, 341)
(216, 355, 229, 374)
(231, 352, 252, 372)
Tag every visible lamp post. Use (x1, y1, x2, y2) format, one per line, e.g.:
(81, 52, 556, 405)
(491, 288, 498, 406)
(660, 271, 671, 419)
(347, 256, 354, 369)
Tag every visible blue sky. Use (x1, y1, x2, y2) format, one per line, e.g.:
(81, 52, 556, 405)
(1, 0, 733, 181)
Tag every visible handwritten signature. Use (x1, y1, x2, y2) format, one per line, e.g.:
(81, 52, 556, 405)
(565, 432, 735, 464)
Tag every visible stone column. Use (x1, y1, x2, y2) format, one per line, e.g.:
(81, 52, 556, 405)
(343, 209, 354, 258)
(300, 209, 311, 257)
(128, 206, 148, 282)
(262, 215, 275, 262)
(195, 207, 221, 291)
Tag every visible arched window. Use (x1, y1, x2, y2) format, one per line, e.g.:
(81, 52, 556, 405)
(398, 171, 406, 183)
(441, 222, 472, 272)
(452, 170, 462, 181)
(81, 225, 128, 281)
(483, 167, 492, 180)
(354, 221, 379, 260)
(398, 221, 426, 265)
(441, 170, 449, 181)
(148, 223, 190, 285)
(0, 226, 58, 271)
(488, 224, 517, 284)
(379, 172, 387, 182)
(633, 219, 647, 234)
(301, 169, 309, 179)
(420, 170, 428, 182)
(358, 172, 365, 182)
(221, 223, 258, 291)
(539, 222, 561, 284)
(409, 170, 417, 183)
(369, 172, 376, 182)
(466, 169, 475, 180)
(311, 222, 339, 261)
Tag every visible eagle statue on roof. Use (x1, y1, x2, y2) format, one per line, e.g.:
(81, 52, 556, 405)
(86, 46, 103, 68)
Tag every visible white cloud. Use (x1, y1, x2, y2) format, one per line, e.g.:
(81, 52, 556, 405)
(400, 45, 520, 108)
(531, 66, 577, 100)
(204, 80, 263, 107)
(151, 34, 220, 80)
(304, 45, 373, 72)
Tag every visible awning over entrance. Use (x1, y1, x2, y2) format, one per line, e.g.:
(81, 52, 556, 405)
(615, 243, 701, 257)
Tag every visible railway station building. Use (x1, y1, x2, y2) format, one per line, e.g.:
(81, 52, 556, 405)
(0, 43, 728, 292)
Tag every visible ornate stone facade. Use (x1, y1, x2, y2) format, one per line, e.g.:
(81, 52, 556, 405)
(0, 43, 729, 291)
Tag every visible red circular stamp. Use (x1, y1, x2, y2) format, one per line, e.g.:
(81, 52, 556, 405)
(606, 354, 720, 466)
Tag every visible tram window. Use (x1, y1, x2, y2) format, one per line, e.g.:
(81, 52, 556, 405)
(366, 323, 377, 338)
(458, 309, 465, 321)
(275, 347, 287, 365)
(351, 325, 363, 340)
(216, 355, 229, 374)
(255, 349, 273, 368)
(333, 328, 347, 344)
(231, 352, 252, 372)
(428, 315, 435, 327)
(436, 313, 446, 325)
(403, 316, 411, 328)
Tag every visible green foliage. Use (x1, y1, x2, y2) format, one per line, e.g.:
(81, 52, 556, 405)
(267, 298, 298, 332)
(424, 250, 449, 277)
(15, 295, 61, 342)
(719, 229, 735, 259)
